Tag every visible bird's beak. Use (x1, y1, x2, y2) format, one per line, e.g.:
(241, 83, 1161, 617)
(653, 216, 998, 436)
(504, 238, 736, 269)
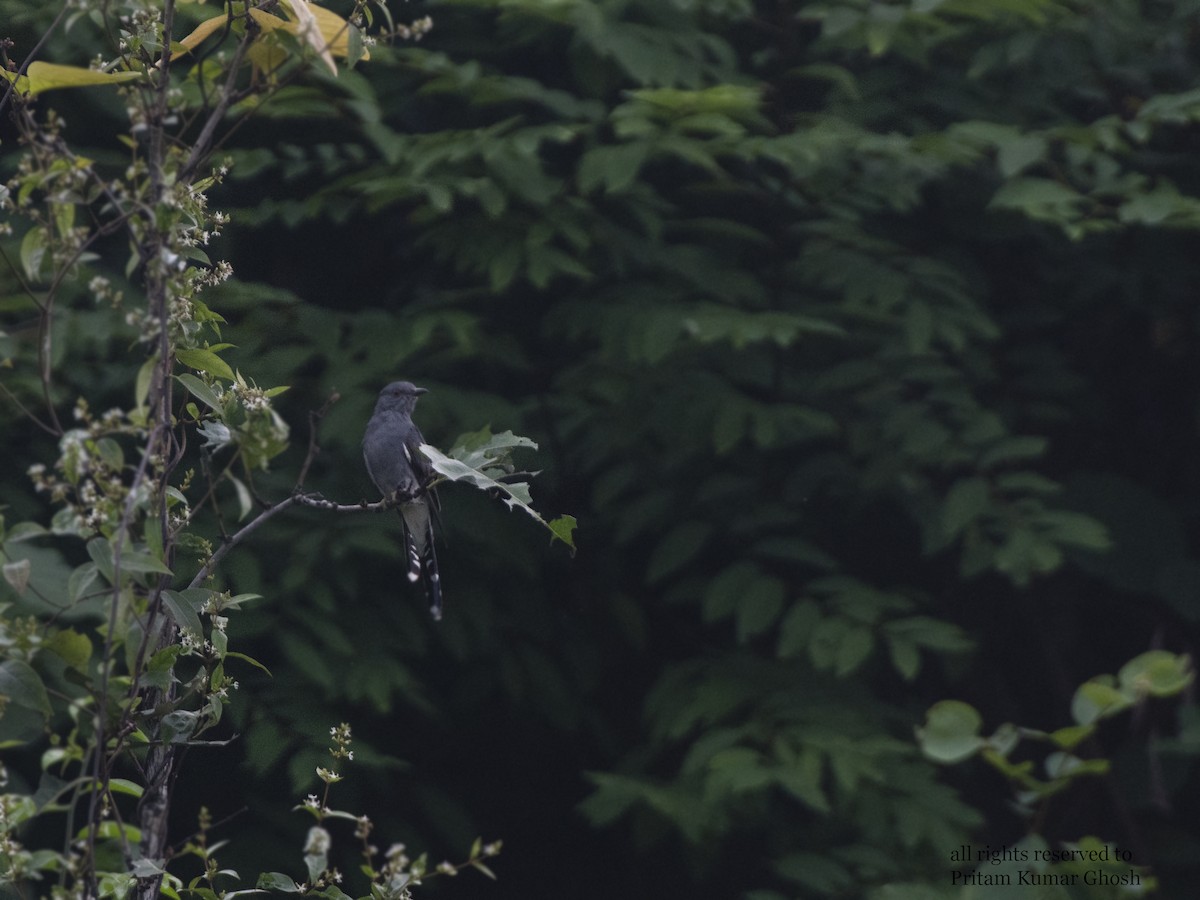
(414, 386, 429, 395)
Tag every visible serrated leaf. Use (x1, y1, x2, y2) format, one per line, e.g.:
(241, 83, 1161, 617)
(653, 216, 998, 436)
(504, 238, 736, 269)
(421, 443, 573, 548)
(548, 515, 577, 549)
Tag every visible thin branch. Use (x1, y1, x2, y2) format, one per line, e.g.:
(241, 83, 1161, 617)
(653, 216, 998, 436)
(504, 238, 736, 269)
(292, 492, 397, 514)
(0, 2, 69, 119)
(297, 391, 340, 488)
(178, 25, 256, 183)
(0, 381, 57, 435)
(187, 490, 397, 591)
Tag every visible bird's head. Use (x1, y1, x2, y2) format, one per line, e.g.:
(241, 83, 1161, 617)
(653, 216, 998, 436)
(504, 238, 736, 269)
(375, 380, 428, 414)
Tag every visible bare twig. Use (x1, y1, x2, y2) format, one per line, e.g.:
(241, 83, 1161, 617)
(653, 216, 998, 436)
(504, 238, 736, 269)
(0, 2, 69, 119)
(184, 490, 395, 592)
(178, 24, 256, 183)
(297, 391, 340, 488)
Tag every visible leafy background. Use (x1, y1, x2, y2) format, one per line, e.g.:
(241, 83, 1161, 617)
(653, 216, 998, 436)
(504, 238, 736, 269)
(3, 0, 1200, 897)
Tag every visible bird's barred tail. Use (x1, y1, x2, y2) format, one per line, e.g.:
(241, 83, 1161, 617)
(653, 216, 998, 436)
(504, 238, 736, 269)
(404, 525, 443, 620)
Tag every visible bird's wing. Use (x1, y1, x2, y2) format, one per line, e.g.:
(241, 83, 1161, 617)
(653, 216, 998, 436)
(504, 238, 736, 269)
(401, 438, 441, 516)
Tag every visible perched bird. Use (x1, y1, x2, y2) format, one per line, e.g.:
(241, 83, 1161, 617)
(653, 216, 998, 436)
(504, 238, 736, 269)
(362, 381, 443, 620)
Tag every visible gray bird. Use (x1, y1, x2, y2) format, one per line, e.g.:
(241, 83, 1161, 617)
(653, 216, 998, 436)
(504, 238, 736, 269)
(362, 381, 442, 620)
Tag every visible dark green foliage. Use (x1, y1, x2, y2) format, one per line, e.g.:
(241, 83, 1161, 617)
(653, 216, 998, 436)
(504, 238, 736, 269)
(6, 0, 1200, 897)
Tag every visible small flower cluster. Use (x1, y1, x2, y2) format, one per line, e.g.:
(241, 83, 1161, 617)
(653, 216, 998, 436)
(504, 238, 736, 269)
(229, 374, 272, 414)
(0, 615, 44, 662)
(329, 722, 354, 761)
(88, 275, 124, 307)
(27, 402, 149, 536)
(394, 16, 434, 42)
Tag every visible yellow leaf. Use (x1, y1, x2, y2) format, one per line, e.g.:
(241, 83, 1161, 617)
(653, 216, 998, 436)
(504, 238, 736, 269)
(253, 1, 369, 62)
(310, 2, 369, 61)
(177, 4, 367, 68)
(0, 62, 141, 96)
(283, 0, 337, 76)
(177, 14, 230, 55)
(246, 38, 288, 82)
(246, 8, 291, 34)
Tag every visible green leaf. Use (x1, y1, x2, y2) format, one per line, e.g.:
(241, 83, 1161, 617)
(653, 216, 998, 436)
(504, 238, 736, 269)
(774, 852, 853, 893)
(68, 562, 100, 604)
(0, 660, 52, 716)
(703, 562, 758, 623)
(887, 637, 921, 681)
(118, 550, 173, 577)
(647, 521, 712, 583)
(143, 645, 183, 691)
(87, 538, 172, 583)
(995, 133, 1047, 178)
(44, 629, 92, 673)
(421, 442, 574, 548)
(1049, 724, 1093, 750)
(20, 227, 46, 282)
(256, 873, 300, 892)
(834, 626, 874, 677)
(774, 749, 830, 813)
(1071, 679, 1130, 726)
(229, 474, 253, 521)
(776, 600, 821, 658)
(547, 515, 578, 549)
(87, 538, 115, 584)
(578, 142, 651, 194)
(135, 355, 157, 412)
(176, 347, 235, 382)
(176, 373, 223, 410)
(1117, 650, 1193, 698)
(942, 477, 990, 538)
(1036, 510, 1111, 551)
(916, 700, 984, 763)
(108, 778, 145, 798)
(161, 590, 205, 637)
(989, 177, 1084, 221)
(736, 575, 786, 641)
